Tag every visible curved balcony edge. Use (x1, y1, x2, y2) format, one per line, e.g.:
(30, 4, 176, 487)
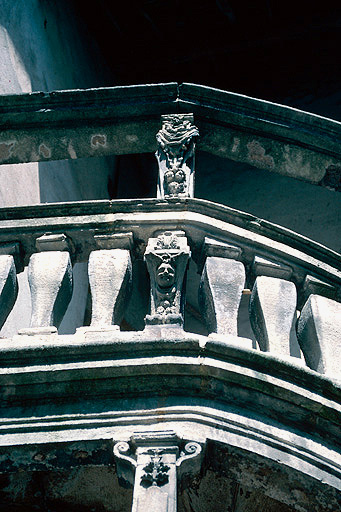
(0, 197, 339, 273)
(0, 331, 340, 500)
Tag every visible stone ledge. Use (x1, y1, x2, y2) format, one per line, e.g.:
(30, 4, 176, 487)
(0, 329, 339, 448)
(2, 329, 339, 395)
(0, 83, 340, 188)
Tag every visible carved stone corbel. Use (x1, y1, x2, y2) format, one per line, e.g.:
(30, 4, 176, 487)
(156, 114, 199, 198)
(144, 231, 190, 326)
(114, 431, 202, 512)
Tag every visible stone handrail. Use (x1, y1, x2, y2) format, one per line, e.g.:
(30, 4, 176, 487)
(0, 197, 339, 380)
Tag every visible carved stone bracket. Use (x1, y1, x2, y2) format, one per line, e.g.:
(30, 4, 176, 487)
(156, 114, 199, 198)
(144, 231, 190, 326)
(114, 431, 202, 512)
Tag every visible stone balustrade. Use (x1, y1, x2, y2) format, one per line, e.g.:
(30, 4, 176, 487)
(0, 198, 339, 381)
(0, 88, 340, 511)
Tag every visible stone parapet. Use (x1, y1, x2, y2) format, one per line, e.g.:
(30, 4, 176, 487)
(0, 198, 339, 381)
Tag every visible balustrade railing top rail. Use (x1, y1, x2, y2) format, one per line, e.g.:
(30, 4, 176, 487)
(0, 197, 339, 269)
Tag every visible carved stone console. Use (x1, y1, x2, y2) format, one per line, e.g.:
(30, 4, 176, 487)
(144, 231, 190, 326)
(156, 114, 199, 198)
(114, 431, 202, 512)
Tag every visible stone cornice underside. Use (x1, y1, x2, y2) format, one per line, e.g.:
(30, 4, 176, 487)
(0, 83, 340, 188)
(0, 331, 340, 499)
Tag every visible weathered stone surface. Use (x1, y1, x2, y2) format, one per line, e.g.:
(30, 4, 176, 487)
(28, 250, 73, 328)
(252, 255, 292, 280)
(156, 114, 199, 198)
(249, 276, 297, 357)
(114, 431, 202, 512)
(35, 232, 71, 252)
(144, 231, 190, 326)
(297, 294, 341, 379)
(0, 83, 340, 190)
(202, 236, 242, 260)
(199, 257, 245, 337)
(302, 275, 337, 302)
(0, 452, 338, 512)
(0, 255, 17, 329)
(178, 83, 341, 186)
(0, 325, 340, 504)
(88, 248, 132, 327)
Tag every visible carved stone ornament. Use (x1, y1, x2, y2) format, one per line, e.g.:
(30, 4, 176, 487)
(114, 431, 202, 512)
(156, 114, 199, 198)
(141, 449, 170, 487)
(144, 231, 191, 326)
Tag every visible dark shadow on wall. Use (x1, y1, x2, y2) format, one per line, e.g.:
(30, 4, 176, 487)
(195, 151, 341, 253)
(108, 153, 158, 199)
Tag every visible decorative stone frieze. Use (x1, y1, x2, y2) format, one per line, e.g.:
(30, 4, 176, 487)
(155, 114, 199, 198)
(144, 231, 190, 326)
(114, 431, 202, 512)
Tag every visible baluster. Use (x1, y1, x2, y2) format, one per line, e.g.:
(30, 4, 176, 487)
(300, 274, 337, 309)
(249, 276, 297, 357)
(198, 237, 245, 339)
(0, 254, 18, 330)
(28, 234, 73, 330)
(297, 294, 341, 380)
(88, 233, 133, 327)
(199, 256, 245, 337)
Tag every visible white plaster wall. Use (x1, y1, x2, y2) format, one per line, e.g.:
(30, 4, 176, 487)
(0, 0, 115, 336)
(196, 152, 341, 253)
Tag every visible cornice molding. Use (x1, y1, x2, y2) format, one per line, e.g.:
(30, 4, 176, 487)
(0, 83, 340, 187)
